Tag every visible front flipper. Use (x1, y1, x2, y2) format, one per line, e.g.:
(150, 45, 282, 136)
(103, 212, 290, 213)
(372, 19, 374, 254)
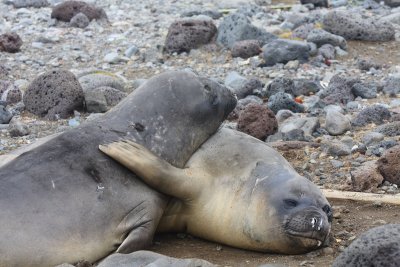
(99, 140, 201, 199)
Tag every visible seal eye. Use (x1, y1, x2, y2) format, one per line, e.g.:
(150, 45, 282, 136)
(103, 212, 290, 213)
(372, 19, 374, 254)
(283, 199, 298, 209)
(323, 204, 333, 222)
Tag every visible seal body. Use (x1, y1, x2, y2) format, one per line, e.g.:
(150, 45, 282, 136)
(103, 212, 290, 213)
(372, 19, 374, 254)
(100, 127, 332, 254)
(0, 71, 236, 267)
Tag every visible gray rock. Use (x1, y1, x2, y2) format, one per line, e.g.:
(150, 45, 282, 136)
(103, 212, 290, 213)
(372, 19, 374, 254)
(266, 77, 294, 98)
(0, 104, 12, 124)
(78, 71, 126, 92)
(292, 79, 322, 96)
(84, 86, 127, 113)
(124, 46, 139, 58)
(367, 140, 398, 157)
(381, 0, 400, 7)
(103, 52, 127, 64)
(300, 0, 328, 7)
(332, 224, 400, 267)
(8, 0, 49, 7)
(319, 75, 359, 105)
(318, 44, 336, 60)
(331, 159, 344, 168)
(325, 109, 351, 136)
(23, 69, 84, 120)
(379, 12, 400, 25)
(8, 117, 30, 137)
(70, 12, 90, 28)
(165, 19, 217, 54)
(350, 160, 384, 192)
(374, 121, 400, 137)
(382, 75, 400, 96)
(351, 83, 377, 99)
(231, 40, 262, 59)
(282, 128, 308, 141)
(181, 9, 222, 20)
(352, 105, 391, 127)
(280, 116, 319, 136)
(322, 140, 352, 156)
(306, 29, 347, 50)
(262, 39, 310, 66)
(51, 1, 107, 22)
(224, 71, 248, 96)
(357, 58, 382, 71)
(362, 132, 385, 146)
(97, 250, 216, 267)
(323, 10, 395, 41)
(292, 23, 315, 39)
(217, 13, 277, 49)
(276, 109, 295, 123)
(0, 80, 22, 105)
(0, 32, 23, 53)
(227, 95, 263, 120)
(267, 92, 305, 113)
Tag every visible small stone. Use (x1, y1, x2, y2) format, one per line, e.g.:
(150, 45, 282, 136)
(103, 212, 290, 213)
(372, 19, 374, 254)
(322, 140, 351, 156)
(357, 58, 381, 71)
(124, 46, 139, 58)
(351, 83, 377, 99)
(382, 75, 400, 96)
(374, 121, 400, 137)
(325, 109, 351, 136)
(103, 52, 126, 64)
(351, 160, 384, 192)
(9, 0, 49, 8)
(70, 12, 90, 28)
(320, 75, 358, 106)
(318, 44, 336, 60)
(352, 104, 391, 127)
(0, 104, 13, 124)
(362, 132, 385, 146)
(231, 40, 262, 59)
(8, 117, 30, 137)
(268, 92, 305, 114)
(262, 39, 310, 66)
(307, 29, 347, 50)
(51, 1, 107, 22)
(0, 33, 23, 53)
(377, 145, 400, 185)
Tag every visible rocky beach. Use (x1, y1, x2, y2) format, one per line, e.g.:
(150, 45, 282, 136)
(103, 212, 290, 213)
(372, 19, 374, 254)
(1, 0, 400, 266)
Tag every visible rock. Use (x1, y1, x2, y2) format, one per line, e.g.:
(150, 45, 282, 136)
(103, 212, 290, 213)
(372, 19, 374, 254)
(325, 109, 351, 136)
(227, 95, 263, 120)
(97, 250, 216, 267)
(51, 1, 107, 22)
(8, 117, 30, 137)
(280, 116, 320, 136)
(381, 0, 400, 7)
(8, 0, 49, 8)
(300, 0, 328, 7)
(319, 75, 359, 105)
(357, 58, 381, 71)
(103, 52, 127, 64)
(374, 121, 400, 137)
(231, 40, 262, 59)
(70, 12, 90, 28)
(216, 13, 277, 49)
(322, 10, 395, 41)
(318, 44, 336, 60)
(367, 140, 398, 157)
(0, 104, 12, 124)
(0, 80, 22, 105)
(362, 132, 385, 146)
(292, 23, 315, 39)
(331, 159, 344, 168)
(267, 92, 305, 114)
(352, 105, 391, 127)
(306, 29, 347, 50)
(181, 9, 222, 20)
(23, 69, 84, 120)
(332, 224, 400, 267)
(282, 128, 308, 141)
(276, 109, 295, 123)
(165, 19, 217, 54)
(262, 39, 310, 66)
(224, 71, 248, 97)
(237, 103, 278, 140)
(322, 140, 352, 156)
(351, 160, 384, 192)
(124, 46, 139, 58)
(78, 71, 126, 92)
(351, 82, 377, 99)
(84, 86, 127, 113)
(266, 77, 294, 98)
(240, 78, 263, 99)
(292, 79, 322, 96)
(382, 75, 400, 96)
(378, 145, 400, 185)
(0, 65, 8, 80)
(0, 33, 23, 53)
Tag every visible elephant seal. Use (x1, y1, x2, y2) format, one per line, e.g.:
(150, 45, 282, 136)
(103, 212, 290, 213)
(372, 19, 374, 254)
(0, 71, 236, 267)
(100, 127, 332, 254)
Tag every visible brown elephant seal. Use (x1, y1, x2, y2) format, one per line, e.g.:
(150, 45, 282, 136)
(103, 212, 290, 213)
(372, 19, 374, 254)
(0, 70, 236, 267)
(100, 127, 332, 254)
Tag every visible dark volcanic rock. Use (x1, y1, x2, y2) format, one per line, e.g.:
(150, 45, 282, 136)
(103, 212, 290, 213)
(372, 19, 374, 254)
(165, 19, 217, 54)
(23, 69, 84, 120)
(351, 160, 383, 192)
(323, 10, 395, 41)
(333, 224, 400, 267)
(266, 77, 294, 98)
(374, 122, 400, 137)
(8, 0, 49, 8)
(300, 0, 328, 7)
(320, 75, 359, 105)
(51, 1, 107, 22)
(292, 79, 323, 96)
(262, 39, 310, 66)
(352, 105, 391, 127)
(231, 40, 262, 59)
(382, 75, 400, 96)
(267, 92, 305, 114)
(0, 80, 22, 105)
(0, 104, 13, 124)
(70, 12, 90, 28)
(378, 145, 400, 185)
(351, 83, 377, 99)
(217, 13, 277, 49)
(306, 29, 347, 50)
(237, 103, 278, 140)
(0, 33, 23, 53)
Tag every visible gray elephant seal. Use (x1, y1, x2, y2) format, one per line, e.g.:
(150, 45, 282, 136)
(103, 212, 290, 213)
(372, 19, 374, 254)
(100, 127, 332, 254)
(0, 71, 236, 267)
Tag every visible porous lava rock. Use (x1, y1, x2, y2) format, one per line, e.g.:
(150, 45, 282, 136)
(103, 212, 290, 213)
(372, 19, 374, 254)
(377, 145, 400, 185)
(237, 103, 278, 140)
(351, 160, 384, 192)
(231, 40, 262, 59)
(23, 69, 84, 120)
(165, 20, 217, 54)
(0, 33, 23, 53)
(51, 1, 107, 22)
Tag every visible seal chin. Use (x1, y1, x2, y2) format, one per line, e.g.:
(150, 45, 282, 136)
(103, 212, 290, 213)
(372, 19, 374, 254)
(285, 229, 325, 248)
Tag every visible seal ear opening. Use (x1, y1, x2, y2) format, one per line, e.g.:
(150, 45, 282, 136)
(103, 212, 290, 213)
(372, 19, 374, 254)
(99, 141, 202, 200)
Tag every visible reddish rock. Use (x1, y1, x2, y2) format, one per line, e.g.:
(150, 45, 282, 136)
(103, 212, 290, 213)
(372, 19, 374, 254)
(165, 19, 217, 54)
(237, 103, 278, 140)
(0, 33, 23, 53)
(51, 1, 107, 22)
(377, 145, 400, 185)
(351, 160, 384, 192)
(231, 40, 262, 59)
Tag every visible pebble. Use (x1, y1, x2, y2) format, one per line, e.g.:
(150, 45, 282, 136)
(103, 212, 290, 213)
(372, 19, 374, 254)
(325, 109, 351, 136)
